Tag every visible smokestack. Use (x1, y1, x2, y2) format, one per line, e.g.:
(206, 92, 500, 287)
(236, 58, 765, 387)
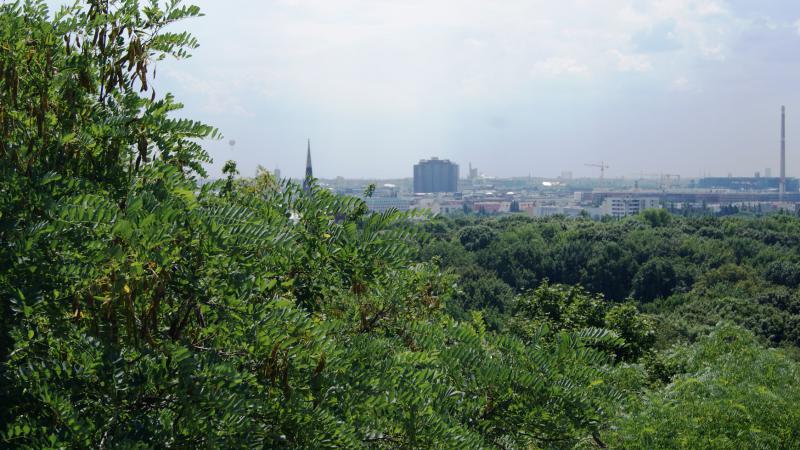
(781, 106, 786, 200)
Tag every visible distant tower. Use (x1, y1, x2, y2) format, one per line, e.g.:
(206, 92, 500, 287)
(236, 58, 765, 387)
(468, 162, 478, 180)
(781, 106, 786, 200)
(303, 139, 313, 191)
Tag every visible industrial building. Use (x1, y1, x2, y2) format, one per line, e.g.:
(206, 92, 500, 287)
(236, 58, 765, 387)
(413, 157, 459, 193)
(696, 177, 799, 192)
(576, 191, 800, 204)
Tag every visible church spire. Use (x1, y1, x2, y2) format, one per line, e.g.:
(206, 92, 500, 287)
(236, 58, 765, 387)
(303, 139, 313, 191)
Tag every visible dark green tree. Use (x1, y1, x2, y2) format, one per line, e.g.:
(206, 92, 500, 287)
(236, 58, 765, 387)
(457, 224, 497, 251)
(632, 257, 678, 302)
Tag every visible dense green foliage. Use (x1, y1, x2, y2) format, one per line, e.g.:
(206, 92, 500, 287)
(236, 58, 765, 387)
(421, 212, 800, 350)
(418, 212, 800, 447)
(610, 324, 800, 448)
(3, 1, 800, 448)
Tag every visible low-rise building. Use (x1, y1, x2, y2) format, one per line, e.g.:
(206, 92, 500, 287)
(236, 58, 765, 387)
(439, 200, 464, 214)
(601, 197, 660, 218)
(532, 205, 599, 218)
(473, 202, 510, 214)
(518, 201, 537, 215)
(410, 197, 464, 215)
(365, 197, 412, 213)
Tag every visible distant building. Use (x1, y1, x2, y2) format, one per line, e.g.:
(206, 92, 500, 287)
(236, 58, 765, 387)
(518, 201, 537, 215)
(414, 157, 459, 193)
(473, 201, 510, 214)
(364, 197, 412, 213)
(413, 197, 463, 215)
(439, 200, 464, 214)
(576, 190, 800, 204)
(533, 205, 597, 218)
(601, 197, 660, 218)
(697, 177, 799, 192)
(468, 162, 479, 180)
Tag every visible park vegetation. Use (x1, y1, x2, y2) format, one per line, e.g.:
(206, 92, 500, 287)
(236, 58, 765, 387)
(2, 1, 800, 448)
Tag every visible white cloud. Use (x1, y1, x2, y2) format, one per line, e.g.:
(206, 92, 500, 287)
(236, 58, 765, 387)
(612, 50, 653, 72)
(700, 44, 726, 60)
(671, 76, 691, 91)
(161, 0, 748, 110)
(163, 68, 254, 118)
(695, 1, 726, 17)
(794, 18, 800, 35)
(531, 57, 590, 77)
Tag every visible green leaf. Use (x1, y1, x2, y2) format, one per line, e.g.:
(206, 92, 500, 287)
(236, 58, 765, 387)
(60, 132, 77, 145)
(112, 220, 134, 240)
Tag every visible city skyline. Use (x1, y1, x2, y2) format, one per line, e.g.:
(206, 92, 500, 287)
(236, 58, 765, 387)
(45, 0, 800, 179)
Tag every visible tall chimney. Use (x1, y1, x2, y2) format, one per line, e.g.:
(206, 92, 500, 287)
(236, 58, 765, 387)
(781, 106, 786, 200)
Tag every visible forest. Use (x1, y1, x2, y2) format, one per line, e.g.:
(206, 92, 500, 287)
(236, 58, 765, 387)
(2, 1, 800, 448)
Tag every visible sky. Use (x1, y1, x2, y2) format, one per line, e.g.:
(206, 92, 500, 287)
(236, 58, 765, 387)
(48, 0, 800, 179)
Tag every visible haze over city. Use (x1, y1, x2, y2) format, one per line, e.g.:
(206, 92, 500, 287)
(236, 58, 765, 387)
(49, 0, 800, 179)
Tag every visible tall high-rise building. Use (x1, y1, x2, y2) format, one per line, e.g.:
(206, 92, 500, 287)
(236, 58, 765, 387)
(413, 157, 459, 193)
(303, 139, 313, 191)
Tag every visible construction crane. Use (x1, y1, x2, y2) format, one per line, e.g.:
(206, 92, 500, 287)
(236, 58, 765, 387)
(585, 161, 610, 180)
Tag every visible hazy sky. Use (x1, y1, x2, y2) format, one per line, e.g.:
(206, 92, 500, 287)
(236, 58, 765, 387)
(50, 1, 800, 179)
